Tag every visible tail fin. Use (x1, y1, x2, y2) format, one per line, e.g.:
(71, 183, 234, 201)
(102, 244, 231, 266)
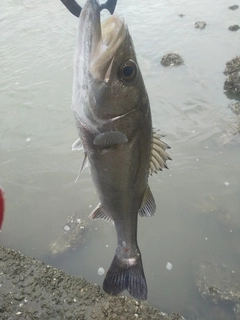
(103, 250, 148, 300)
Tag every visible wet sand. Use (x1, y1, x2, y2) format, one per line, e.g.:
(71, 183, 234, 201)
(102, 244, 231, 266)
(0, 246, 184, 320)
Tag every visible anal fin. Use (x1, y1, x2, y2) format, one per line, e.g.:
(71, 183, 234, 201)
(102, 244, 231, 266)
(138, 185, 156, 217)
(89, 203, 113, 223)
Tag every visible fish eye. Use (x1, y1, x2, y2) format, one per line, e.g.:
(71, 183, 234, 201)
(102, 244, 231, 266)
(119, 59, 138, 82)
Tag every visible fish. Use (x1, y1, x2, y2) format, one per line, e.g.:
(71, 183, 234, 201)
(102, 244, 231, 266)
(71, 0, 171, 300)
(60, 0, 117, 18)
(0, 187, 5, 230)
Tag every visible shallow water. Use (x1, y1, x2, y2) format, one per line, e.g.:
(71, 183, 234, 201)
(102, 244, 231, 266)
(0, 0, 240, 318)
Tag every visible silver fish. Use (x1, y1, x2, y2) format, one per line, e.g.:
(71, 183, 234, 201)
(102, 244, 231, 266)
(72, 0, 171, 300)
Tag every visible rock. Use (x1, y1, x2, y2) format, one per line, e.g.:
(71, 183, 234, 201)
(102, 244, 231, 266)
(207, 305, 238, 320)
(194, 195, 218, 214)
(196, 262, 240, 319)
(49, 213, 87, 256)
(224, 56, 240, 96)
(194, 193, 240, 258)
(229, 5, 239, 10)
(219, 102, 240, 144)
(218, 200, 240, 229)
(195, 21, 207, 30)
(218, 122, 239, 145)
(0, 246, 185, 320)
(181, 306, 199, 320)
(224, 71, 240, 95)
(224, 56, 240, 75)
(229, 102, 240, 115)
(229, 25, 240, 31)
(194, 194, 240, 230)
(161, 53, 184, 67)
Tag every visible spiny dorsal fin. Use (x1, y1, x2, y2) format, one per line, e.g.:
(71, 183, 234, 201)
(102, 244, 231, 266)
(138, 185, 156, 217)
(72, 138, 83, 151)
(93, 131, 128, 148)
(89, 203, 113, 223)
(149, 130, 172, 175)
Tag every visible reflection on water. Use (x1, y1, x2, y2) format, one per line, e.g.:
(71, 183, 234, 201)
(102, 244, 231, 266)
(0, 0, 240, 318)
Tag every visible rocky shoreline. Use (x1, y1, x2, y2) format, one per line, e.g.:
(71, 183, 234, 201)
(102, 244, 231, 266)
(0, 246, 184, 320)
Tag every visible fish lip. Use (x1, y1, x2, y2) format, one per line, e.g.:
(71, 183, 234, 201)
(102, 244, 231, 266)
(81, 0, 126, 81)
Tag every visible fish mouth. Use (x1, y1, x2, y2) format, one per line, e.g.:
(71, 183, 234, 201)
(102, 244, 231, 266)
(80, 0, 126, 81)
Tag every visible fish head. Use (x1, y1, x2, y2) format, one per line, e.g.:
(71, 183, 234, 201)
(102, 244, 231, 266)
(73, 0, 149, 123)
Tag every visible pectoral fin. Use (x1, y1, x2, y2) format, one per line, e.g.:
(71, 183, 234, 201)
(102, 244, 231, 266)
(149, 130, 172, 175)
(75, 152, 89, 183)
(72, 138, 83, 151)
(93, 131, 128, 147)
(89, 203, 113, 223)
(138, 185, 156, 217)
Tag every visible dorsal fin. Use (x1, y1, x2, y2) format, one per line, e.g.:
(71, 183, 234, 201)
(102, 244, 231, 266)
(149, 130, 172, 175)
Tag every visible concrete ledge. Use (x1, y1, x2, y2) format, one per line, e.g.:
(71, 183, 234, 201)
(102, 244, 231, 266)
(0, 246, 184, 320)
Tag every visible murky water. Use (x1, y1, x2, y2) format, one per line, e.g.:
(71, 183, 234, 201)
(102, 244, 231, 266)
(1, 0, 240, 318)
